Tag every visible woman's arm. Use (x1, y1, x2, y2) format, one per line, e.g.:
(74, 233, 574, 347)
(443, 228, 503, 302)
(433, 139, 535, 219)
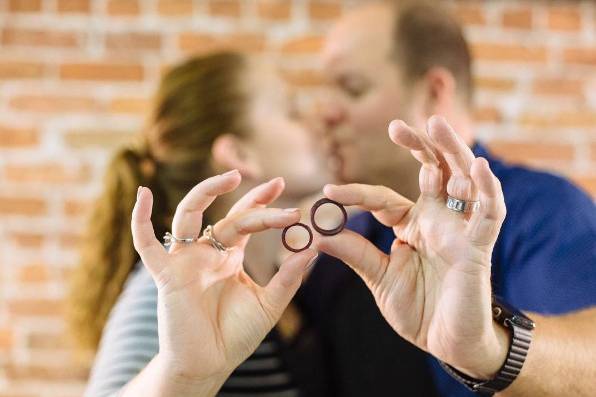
(84, 266, 159, 397)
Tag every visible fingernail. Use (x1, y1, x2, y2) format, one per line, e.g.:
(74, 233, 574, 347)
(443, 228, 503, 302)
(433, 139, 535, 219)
(284, 208, 300, 213)
(306, 254, 319, 271)
(222, 169, 239, 176)
(137, 186, 143, 199)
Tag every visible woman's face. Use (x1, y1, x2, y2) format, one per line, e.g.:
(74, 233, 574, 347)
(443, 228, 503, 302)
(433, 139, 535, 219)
(243, 59, 332, 198)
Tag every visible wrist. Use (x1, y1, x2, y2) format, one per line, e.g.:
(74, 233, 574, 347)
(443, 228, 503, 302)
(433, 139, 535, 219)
(460, 320, 511, 379)
(154, 353, 230, 397)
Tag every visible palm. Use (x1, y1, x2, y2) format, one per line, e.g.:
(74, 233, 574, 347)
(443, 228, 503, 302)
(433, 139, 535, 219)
(375, 197, 492, 360)
(131, 173, 316, 383)
(155, 247, 270, 377)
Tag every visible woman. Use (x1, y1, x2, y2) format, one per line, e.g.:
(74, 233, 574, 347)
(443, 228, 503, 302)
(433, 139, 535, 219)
(69, 51, 330, 396)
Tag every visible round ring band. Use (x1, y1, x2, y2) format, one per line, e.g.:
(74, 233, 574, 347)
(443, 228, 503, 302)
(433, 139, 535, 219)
(446, 196, 480, 213)
(163, 232, 198, 247)
(310, 198, 348, 236)
(282, 222, 313, 253)
(202, 225, 229, 253)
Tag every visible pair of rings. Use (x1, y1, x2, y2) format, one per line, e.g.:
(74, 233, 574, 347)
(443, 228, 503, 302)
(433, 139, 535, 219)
(163, 224, 228, 253)
(282, 198, 347, 253)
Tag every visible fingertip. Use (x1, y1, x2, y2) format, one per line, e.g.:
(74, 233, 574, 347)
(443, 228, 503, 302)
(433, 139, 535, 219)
(323, 183, 338, 197)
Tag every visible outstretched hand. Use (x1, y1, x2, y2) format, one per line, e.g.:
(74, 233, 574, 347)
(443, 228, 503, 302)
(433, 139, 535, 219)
(131, 171, 317, 389)
(317, 115, 509, 379)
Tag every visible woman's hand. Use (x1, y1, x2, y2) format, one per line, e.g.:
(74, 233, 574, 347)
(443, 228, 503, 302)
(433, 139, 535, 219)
(131, 171, 317, 394)
(317, 116, 509, 380)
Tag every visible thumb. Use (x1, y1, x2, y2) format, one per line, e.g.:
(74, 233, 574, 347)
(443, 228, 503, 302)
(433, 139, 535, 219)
(259, 249, 318, 323)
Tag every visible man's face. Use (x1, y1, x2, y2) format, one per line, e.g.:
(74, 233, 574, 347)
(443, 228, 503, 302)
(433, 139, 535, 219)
(320, 4, 419, 188)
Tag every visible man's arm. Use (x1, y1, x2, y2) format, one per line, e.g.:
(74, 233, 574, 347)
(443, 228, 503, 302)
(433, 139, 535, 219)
(497, 308, 596, 397)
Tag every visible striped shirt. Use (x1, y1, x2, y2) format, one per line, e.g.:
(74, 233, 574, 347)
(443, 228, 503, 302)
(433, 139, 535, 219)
(84, 263, 299, 397)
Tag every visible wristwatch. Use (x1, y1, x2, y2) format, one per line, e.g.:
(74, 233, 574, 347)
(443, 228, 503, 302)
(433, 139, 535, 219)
(439, 296, 535, 395)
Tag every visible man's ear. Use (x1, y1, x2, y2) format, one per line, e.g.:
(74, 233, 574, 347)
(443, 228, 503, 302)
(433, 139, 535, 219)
(211, 134, 261, 178)
(422, 67, 456, 116)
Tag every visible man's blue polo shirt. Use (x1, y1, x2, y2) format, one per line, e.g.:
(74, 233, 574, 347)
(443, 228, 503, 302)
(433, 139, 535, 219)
(312, 142, 595, 396)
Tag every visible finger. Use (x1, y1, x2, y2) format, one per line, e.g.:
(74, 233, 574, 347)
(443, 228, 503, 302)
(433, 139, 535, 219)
(227, 177, 285, 217)
(258, 249, 318, 325)
(171, 170, 241, 242)
(467, 157, 506, 247)
(211, 207, 301, 249)
(389, 119, 447, 198)
(131, 187, 168, 277)
(427, 115, 478, 201)
(323, 183, 412, 226)
(316, 229, 389, 288)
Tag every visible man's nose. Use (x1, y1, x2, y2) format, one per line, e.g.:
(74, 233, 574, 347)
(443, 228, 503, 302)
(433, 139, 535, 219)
(321, 102, 346, 131)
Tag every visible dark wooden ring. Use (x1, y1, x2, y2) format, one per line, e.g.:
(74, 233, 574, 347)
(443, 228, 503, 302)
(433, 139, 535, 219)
(281, 222, 313, 253)
(310, 198, 348, 236)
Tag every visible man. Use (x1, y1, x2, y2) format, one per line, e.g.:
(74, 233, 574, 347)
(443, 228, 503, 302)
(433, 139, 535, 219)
(295, 1, 596, 396)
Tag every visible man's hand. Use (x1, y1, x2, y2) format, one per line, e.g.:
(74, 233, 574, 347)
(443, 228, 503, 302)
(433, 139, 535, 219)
(317, 115, 509, 379)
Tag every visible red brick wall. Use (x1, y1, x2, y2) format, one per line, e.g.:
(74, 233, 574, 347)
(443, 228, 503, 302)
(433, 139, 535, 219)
(0, 1, 594, 396)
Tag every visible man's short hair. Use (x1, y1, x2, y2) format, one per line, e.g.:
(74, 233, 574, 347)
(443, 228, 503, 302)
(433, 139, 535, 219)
(391, 0, 473, 105)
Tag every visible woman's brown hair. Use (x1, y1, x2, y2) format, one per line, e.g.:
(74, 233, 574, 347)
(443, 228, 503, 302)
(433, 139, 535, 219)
(68, 51, 249, 353)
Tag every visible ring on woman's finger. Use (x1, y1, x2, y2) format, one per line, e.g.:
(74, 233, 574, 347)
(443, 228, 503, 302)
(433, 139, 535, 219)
(163, 232, 199, 247)
(446, 195, 480, 213)
(202, 224, 230, 253)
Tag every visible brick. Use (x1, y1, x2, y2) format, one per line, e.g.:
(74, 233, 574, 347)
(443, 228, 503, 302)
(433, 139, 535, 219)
(208, 0, 241, 17)
(471, 43, 547, 62)
(105, 32, 162, 53)
(0, 61, 44, 79)
(27, 330, 71, 350)
(109, 96, 151, 114)
(12, 233, 45, 248)
(474, 76, 516, 92)
(280, 35, 324, 54)
(258, 0, 291, 20)
(0, 329, 13, 351)
(8, 298, 64, 317)
(309, 1, 342, 20)
(63, 129, 134, 149)
(488, 141, 574, 163)
(1, 28, 83, 48)
(3, 362, 89, 382)
(0, 196, 46, 216)
(59, 62, 144, 81)
(178, 32, 266, 53)
(8, 0, 41, 12)
(519, 111, 596, 129)
(473, 106, 502, 123)
(18, 263, 50, 283)
(9, 95, 99, 113)
(451, 4, 486, 26)
(157, 0, 193, 15)
(502, 7, 533, 29)
(4, 163, 92, 184)
(547, 6, 581, 31)
(0, 125, 39, 148)
(64, 199, 92, 217)
(57, 0, 90, 13)
(532, 78, 583, 97)
(107, 0, 139, 15)
(563, 48, 596, 65)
